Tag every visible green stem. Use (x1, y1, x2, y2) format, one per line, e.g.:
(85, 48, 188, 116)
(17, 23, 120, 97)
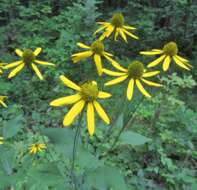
(100, 96, 145, 158)
(71, 112, 83, 190)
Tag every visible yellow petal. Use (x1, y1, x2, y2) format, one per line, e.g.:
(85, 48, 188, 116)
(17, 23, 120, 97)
(71, 51, 93, 63)
(103, 55, 127, 72)
(77, 42, 90, 49)
(140, 50, 164, 55)
(98, 91, 112, 99)
(123, 25, 136, 30)
(122, 28, 139, 40)
(136, 79, 151, 98)
(59, 75, 81, 91)
(8, 63, 25, 78)
(127, 79, 134, 100)
(99, 25, 114, 40)
(147, 55, 166, 68)
(94, 54, 103, 76)
(113, 29, 118, 40)
(31, 63, 44, 80)
(15, 49, 23, 57)
(103, 68, 125, 77)
(103, 51, 113, 57)
(175, 55, 189, 62)
(142, 71, 160, 78)
(50, 94, 81, 107)
(35, 60, 55, 66)
(141, 78, 162, 87)
(0, 100, 7, 107)
(63, 100, 85, 126)
(173, 56, 190, 70)
(94, 25, 108, 35)
(162, 56, 171, 71)
(34, 48, 42, 56)
(4, 61, 23, 69)
(105, 75, 128, 86)
(93, 101, 110, 124)
(87, 102, 95, 136)
(118, 28, 128, 42)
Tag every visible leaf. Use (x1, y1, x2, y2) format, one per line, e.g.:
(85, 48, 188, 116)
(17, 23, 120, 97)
(119, 131, 151, 146)
(26, 162, 66, 187)
(41, 127, 75, 158)
(3, 115, 24, 139)
(84, 166, 128, 190)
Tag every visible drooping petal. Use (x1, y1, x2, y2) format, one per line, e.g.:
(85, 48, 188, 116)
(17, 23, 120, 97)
(87, 102, 95, 136)
(105, 75, 128, 86)
(15, 49, 23, 57)
(93, 101, 110, 124)
(175, 55, 189, 62)
(147, 55, 166, 68)
(136, 79, 151, 98)
(173, 56, 190, 70)
(98, 91, 112, 99)
(94, 25, 108, 35)
(118, 28, 128, 43)
(127, 79, 134, 100)
(50, 94, 81, 107)
(123, 25, 136, 30)
(59, 75, 81, 91)
(140, 50, 164, 55)
(122, 28, 139, 40)
(34, 48, 42, 56)
(141, 78, 162, 87)
(162, 56, 171, 71)
(8, 63, 25, 78)
(4, 61, 23, 69)
(103, 68, 126, 76)
(63, 100, 85, 126)
(71, 51, 93, 63)
(142, 71, 160, 78)
(31, 63, 44, 80)
(35, 60, 55, 66)
(99, 25, 114, 40)
(94, 54, 103, 76)
(77, 42, 90, 49)
(103, 51, 113, 57)
(114, 30, 119, 41)
(103, 55, 127, 72)
(0, 100, 7, 107)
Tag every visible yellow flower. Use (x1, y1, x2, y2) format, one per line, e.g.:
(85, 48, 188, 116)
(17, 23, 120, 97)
(0, 137, 4, 145)
(4, 48, 55, 80)
(28, 143, 46, 154)
(140, 41, 192, 71)
(0, 96, 8, 107)
(94, 13, 139, 42)
(104, 61, 162, 100)
(71, 40, 122, 76)
(50, 75, 111, 136)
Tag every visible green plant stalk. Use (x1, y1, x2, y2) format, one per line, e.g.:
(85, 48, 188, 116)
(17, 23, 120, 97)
(100, 96, 145, 158)
(71, 112, 83, 190)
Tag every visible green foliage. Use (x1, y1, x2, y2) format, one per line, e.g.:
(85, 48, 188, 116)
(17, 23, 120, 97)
(0, 0, 196, 190)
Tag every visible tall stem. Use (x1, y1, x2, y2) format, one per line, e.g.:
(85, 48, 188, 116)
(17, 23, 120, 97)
(100, 96, 145, 158)
(71, 112, 83, 190)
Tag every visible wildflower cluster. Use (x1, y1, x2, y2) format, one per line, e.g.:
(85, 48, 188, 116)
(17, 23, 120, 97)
(0, 13, 191, 140)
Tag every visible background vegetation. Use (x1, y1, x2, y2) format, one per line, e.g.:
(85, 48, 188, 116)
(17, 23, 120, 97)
(0, 0, 196, 189)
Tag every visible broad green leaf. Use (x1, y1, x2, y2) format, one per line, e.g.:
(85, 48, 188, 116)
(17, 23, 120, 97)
(84, 166, 128, 190)
(3, 115, 24, 139)
(41, 127, 75, 157)
(26, 162, 66, 187)
(119, 131, 151, 146)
